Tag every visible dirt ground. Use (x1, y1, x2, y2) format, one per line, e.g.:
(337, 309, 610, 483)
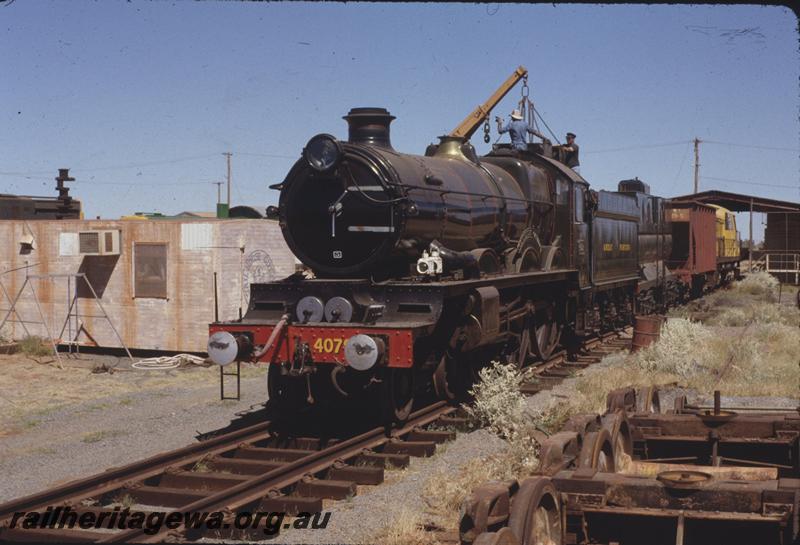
(0, 353, 267, 503)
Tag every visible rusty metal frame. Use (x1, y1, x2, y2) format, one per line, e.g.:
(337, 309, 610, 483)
(461, 387, 800, 545)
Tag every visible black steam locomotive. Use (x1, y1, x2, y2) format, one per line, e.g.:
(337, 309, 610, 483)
(208, 106, 692, 424)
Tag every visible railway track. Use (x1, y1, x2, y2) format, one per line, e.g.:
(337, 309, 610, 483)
(0, 402, 464, 543)
(521, 328, 632, 396)
(0, 329, 633, 543)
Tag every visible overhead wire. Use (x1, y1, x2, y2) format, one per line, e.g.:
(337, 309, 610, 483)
(703, 140, 800, 153)
(673, 140, 692, 181)
(700, 175, 798, 189)
(69, 180, 219, 186)
(584, 141, 689, 154)
(0, 153, 222, 177)
(234, 151, 297, 159)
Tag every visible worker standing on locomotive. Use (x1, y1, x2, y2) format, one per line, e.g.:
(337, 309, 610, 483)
(495, 109, 544, 151)
(561, 132, 580, 173)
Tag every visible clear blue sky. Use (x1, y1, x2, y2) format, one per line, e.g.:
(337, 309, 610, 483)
(2, 2, 797, 241)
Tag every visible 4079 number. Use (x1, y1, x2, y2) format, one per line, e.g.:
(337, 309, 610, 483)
(312, 337, 347, 354)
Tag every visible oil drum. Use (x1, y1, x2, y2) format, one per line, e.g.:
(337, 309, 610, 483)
(631, 315, 664, 352)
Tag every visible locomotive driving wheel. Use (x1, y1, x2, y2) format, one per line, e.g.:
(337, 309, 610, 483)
(530, 302, 561, 362)
(500, 309, 533, 369)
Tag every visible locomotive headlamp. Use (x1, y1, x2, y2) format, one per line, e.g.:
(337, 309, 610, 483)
(207, 331, 238, 366)
(344, 334, 385, 371)
(303, 134, 342, 172)
(208, 331, 253, 365)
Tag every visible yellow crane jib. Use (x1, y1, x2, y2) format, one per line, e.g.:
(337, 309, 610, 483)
(448, 66, 528, 141)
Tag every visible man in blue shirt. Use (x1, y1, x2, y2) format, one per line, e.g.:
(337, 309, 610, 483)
(495, 109, 544, 151)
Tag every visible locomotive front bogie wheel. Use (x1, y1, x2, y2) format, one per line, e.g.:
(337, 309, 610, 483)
(267, 364, 309, 412)
(379, 367, 415, 425)
(507, 477, 562, 545)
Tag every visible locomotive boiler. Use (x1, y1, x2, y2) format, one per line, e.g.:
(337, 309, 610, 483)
(272, 107, 556, 279)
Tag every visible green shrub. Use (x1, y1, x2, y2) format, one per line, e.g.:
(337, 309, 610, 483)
(19, 336, 53, 357)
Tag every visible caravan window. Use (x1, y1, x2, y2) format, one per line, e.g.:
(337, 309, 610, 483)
(134, 243, 168, 298)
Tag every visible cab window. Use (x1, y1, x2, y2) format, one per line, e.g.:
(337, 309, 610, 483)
(725, 213, 735, 231)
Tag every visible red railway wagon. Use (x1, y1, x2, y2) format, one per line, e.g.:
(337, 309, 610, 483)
(666, 201, 717, 296)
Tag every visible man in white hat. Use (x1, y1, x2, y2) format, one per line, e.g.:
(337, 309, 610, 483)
(495, 109, 544, 151)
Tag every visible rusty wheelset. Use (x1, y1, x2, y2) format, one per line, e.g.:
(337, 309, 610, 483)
(459, 386, 800, 545)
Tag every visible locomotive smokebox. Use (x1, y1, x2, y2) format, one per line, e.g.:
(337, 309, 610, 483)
(343, 107, 395, 149)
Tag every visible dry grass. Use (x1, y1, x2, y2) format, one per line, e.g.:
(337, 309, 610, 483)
(672, 272, 800, 328)
(418, 361, 546, 529)
(734, 271, 780, 298)
(369, 507, 441, 545)
(18, 336, 53, 357)
(0, 352, 227, 430)
(559, 273, 800, 418)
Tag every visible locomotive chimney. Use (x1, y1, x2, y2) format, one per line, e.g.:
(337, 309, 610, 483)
(343, 107, 395, 149)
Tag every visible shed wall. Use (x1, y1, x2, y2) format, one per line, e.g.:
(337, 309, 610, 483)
(0, 219, 294, 352)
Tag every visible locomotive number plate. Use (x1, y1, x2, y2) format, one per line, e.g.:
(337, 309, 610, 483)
(313, 337, 347, 354)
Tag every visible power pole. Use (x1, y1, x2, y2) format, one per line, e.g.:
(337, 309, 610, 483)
(693, 138, 701, 194)
(223, 152, 233, 206)
(214, 181, 223, 204)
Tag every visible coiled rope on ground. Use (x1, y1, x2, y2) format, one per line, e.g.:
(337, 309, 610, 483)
(131, 354, 209, 370)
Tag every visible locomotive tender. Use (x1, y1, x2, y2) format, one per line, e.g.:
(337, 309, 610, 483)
(208, 82, 739, 424)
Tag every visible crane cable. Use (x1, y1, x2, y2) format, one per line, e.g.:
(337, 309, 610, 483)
(532, 107, 562, 146)
(517, 76, 537, 144)
(514, 77, 561, 146)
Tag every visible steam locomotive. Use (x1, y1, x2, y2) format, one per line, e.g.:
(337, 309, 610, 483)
(208, 107, 739, 424)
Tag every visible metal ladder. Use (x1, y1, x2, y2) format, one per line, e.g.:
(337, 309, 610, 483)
(220, 361, 241, 400)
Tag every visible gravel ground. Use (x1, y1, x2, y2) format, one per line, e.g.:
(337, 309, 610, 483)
(273, 427, 507, 545)
(0, 353, 266, 504)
